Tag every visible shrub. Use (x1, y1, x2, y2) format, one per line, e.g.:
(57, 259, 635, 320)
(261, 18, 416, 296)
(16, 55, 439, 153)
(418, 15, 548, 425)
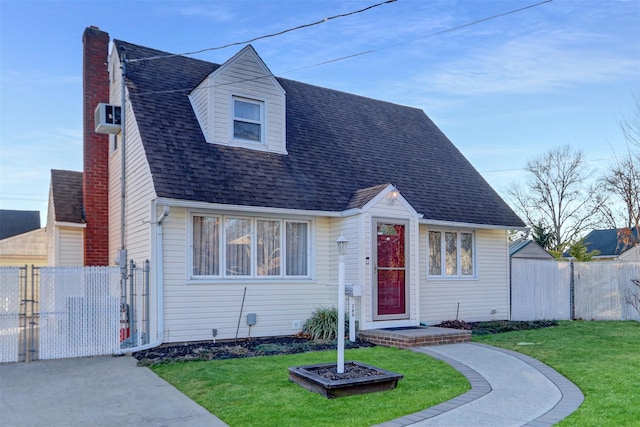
(303, 306, 347, 341)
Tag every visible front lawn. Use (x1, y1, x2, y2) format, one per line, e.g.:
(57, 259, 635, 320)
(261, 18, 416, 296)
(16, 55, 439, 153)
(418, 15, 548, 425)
(474, 320, 640, 427)
(151, 346, 469, 426)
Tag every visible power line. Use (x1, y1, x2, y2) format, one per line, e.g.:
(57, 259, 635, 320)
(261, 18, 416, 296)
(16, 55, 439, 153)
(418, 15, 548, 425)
(128, 0, 553, 98)
(128, 0, 397, 63)
(479, 153, 640, 174)
(287, 0, 553, 74)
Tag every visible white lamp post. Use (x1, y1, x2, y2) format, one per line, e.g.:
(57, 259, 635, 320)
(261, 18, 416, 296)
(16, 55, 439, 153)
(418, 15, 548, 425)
(336, 234, 348, 374)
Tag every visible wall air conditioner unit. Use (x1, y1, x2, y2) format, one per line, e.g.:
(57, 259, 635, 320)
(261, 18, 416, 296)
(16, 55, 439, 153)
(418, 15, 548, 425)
(94, 103, 121, 134)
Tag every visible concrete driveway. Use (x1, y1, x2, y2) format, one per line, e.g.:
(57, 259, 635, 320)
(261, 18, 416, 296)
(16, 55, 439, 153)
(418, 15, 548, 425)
(0, 355, 227, 427)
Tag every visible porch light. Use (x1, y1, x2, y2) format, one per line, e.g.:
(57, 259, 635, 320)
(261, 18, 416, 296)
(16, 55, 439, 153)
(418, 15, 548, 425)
(336, 234, 349, 255)
(336, 234, 349, 373)
(388, 189, 399, 205)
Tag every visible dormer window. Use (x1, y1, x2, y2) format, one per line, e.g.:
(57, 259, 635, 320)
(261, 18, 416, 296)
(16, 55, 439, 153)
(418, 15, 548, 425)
(233, 96, 263, 143)
(189, 45, 286, 154)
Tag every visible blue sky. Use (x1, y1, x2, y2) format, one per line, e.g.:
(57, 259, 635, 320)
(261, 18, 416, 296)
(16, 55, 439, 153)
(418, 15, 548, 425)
(1, 0, 639, 225)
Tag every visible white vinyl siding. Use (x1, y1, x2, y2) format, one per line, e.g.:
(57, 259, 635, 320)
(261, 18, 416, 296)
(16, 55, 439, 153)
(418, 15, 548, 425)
(190, 214, 310, 280)
(57, 228, 84, 266)
(359, 196, 420, 329)
(161, 209, 335, 342)
(420, 227, 510, 323)
(428, 230, 476, 278)
(0, 229, 48, 267)
(189, 46, 286, 154)
(108, 48, 157, 265)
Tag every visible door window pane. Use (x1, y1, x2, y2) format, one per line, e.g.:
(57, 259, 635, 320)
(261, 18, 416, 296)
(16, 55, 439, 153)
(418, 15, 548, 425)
(377, 270, 406, 315)
(377, 224, 404, 268)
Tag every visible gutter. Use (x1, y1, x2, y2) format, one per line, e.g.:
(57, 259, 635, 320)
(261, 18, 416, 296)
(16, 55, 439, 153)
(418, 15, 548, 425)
(115, 202, 168, 355)
(420, 218, 528, 231)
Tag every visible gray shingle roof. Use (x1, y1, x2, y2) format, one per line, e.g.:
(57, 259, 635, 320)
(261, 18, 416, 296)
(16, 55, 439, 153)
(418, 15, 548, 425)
(583, 227, 639, 256)
(50, 170, 84, 224)
(346, 184, 391, 210)
(116, 40, 524, 228)
(0, 210, 40, 240)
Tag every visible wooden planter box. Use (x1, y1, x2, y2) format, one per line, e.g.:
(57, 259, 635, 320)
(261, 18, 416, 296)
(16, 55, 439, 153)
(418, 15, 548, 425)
(288, 361, 403, 398)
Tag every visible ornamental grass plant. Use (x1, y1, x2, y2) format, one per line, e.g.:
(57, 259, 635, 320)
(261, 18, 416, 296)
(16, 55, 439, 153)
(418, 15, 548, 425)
(302, 306, 346, 341)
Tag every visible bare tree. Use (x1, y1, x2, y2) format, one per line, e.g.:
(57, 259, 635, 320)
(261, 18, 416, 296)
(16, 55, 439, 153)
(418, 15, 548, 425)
(602, 152, 640, 229)
(620, 92, 640, 149)
(507, 145, 606, 253)
(598, 93, 640, 231)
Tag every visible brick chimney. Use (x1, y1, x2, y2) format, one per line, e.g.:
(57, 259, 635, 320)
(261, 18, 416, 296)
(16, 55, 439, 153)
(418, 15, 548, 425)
(82, 26, 110, 266)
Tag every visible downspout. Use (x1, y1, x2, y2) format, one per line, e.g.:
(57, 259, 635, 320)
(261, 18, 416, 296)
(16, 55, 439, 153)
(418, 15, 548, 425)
(116, 203, 168, 354)
(155, 205, 169, 343)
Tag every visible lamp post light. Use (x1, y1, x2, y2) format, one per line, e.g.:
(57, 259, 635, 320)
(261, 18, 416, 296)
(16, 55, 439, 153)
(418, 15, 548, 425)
(336, 234, 348, 374)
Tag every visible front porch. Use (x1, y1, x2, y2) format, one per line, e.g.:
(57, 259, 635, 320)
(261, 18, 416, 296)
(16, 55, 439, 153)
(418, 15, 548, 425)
(358, 326, 470, 349)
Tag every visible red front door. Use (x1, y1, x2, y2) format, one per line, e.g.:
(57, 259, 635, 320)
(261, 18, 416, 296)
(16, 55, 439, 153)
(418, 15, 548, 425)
(375, 221, 408, 319)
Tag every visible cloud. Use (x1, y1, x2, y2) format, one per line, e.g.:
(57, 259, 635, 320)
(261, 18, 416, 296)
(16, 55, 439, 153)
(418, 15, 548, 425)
(416, 29, 640, 97)
(170, 3, 235, 22)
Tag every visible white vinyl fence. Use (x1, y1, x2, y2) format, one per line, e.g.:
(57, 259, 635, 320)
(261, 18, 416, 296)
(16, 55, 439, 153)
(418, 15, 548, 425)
(0, 262, 148, 363)
(39, 267, 120, 359)
(574, 262, 640, 321)
(0, 267, 21, 363)
(511, 259, 640, 321)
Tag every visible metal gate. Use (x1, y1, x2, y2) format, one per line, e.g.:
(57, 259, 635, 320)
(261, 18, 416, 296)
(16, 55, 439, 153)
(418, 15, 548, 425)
(0, 261, 149, 363)
(120, 259, 150, 350)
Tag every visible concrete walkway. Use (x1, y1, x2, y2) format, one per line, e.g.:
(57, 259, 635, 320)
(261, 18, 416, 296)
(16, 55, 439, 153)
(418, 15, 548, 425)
(0, 355, 227, 427)
(0, 343, 583, 427)
(377, 343, 584, 427)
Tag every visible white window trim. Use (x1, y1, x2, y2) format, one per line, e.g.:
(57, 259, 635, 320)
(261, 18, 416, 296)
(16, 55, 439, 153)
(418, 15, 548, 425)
(427, 228, 477, 279)
(188, 211, 313, 282)
(230, 95, 265, 145)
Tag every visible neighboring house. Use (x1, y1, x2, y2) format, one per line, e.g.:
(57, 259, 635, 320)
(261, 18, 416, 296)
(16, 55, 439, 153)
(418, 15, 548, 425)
(582, 227, 640, 261)
(0, 228, 47, 267)
(46, 169, 85, 266)
(64, 27, 525, 344)
(0, 210, 46, 266)
(0, 210, 40, 240)
(509, 239, 554, 260)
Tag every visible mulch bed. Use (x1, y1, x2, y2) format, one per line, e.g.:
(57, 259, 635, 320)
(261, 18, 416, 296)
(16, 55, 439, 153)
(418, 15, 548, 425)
(133, 320, 558, 365)
(133, 336, 374, 366)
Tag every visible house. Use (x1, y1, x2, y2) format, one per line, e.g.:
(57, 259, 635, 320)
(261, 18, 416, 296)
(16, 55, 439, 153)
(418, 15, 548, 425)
(57, 26, 525, 345)
(0, 210, 40, 240)
(0, 228, 47, 267)
(46, 170, 85, 266)
(509, 239, 554, 260)
(0, 210, 46, 267)
(582, 227, 640, 261)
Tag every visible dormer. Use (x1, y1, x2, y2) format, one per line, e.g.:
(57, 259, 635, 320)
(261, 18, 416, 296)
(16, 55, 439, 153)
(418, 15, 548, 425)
(189, 45, 287, 154)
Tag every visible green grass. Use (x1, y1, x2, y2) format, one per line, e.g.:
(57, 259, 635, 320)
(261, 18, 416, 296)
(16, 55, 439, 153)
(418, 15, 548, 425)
(151, 346, 469, 426)
(474, 320, 640, 427)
